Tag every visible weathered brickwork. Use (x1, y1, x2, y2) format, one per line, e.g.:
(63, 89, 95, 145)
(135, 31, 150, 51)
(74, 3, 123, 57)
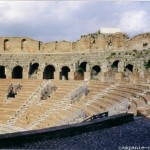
(0, 30, 149, 82)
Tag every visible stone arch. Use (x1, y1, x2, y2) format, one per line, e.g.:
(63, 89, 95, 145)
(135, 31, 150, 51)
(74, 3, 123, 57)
(0, 66, 6, 78)
(12, 66, 23, 79)
(60, 66, 70, 80)
(125, 64, 133, 72)
(79, 61, 87, 72)
(43, 65, 55, 79)
(21, 39, 26, 50)
(4, 39, 9, 50)
(91, 65, 101, 79)
(111, 60, 120, 72)
(29, 63, 39, 79)
(144, 60, 150, 69)
(75, 61, 87, 80)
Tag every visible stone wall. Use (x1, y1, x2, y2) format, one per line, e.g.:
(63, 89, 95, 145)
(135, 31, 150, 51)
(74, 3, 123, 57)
(0, 31, 150, 53)
(0, 49, 149, 81)
(0, 30, 149, 82)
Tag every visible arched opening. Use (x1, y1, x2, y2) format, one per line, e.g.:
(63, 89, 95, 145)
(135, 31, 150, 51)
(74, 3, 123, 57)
(144, 60, 150, 69)
(4, 39, 9, 51)
(43, 65, 55, 79)
(60, 66, 70, 80)
(79, 62, 87, 72)
(111, 60, 120, 71)
(125, 64, 133, 72)
(75, 62, 87, 80)
(91, 65, 101, 79)
(21, 39, 26, 50)
(29, 63, 39, 79)
(0, 66, 6, 78)
(12, 66, 23, 79)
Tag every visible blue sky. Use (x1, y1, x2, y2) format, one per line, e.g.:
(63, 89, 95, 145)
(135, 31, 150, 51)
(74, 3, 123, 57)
(0, 1, 149, 42)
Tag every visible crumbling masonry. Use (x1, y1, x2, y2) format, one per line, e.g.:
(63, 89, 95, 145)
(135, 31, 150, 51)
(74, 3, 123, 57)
(0, 29, 150, 83)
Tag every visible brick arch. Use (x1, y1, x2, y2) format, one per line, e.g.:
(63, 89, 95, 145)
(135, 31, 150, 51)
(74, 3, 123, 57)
(60, 66, 70, 80)
(12, 66, 23, 79)
(125, 64, 133, 72)
(43, 64, 55, 79)
(111, 60, 120, 72)
(0, 66, 6, 78)
(91, 65, 101, 79)
(74, 61, 88, 80)
(29, 62, 39, 79)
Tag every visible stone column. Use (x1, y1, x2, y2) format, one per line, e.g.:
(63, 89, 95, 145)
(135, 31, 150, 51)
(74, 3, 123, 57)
(37, 69, 44, 79)
(99, 72, 107, 82)
(23, 69, 28, 79)
(6, 68, 12, 79)
(101, 62, 108, 73)
(118, 62, 124, 73)
(84, 71, 91, 80)
(68, 72, 74, 80)
(54, 71, 60, 80)
(115, 61, 124, 80)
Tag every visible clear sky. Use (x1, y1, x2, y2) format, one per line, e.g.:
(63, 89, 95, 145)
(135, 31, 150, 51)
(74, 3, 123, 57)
(0, 1, 149, 42)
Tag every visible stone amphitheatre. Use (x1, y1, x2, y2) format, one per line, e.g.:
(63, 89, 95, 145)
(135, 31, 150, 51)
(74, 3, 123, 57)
(0, 28, 150, 136)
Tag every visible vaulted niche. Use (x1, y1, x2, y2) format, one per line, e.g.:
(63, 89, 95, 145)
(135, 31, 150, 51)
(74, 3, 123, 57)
(12, 66, 23, 79)
(29, 63, 39, 79)
(0, 66, 6, 78)
(125, 64, 133, 72)
(60, 66, 70, 80)
(91, 65, 101, 79)
(43, 65, 55, 79)
(111, 60, 120, 72)
(75, 62, 87, 80)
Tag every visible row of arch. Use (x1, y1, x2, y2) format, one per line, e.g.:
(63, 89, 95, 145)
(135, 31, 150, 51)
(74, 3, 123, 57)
(0, 60, 136, 80)
(4, 39, 26, 51)
(3, 39, 41, 51)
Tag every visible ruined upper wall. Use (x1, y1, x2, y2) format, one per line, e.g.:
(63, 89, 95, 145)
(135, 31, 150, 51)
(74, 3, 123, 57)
(126, 33, 150, 50)
(0, 30, 149, 53)
(0, 37, 43, 53)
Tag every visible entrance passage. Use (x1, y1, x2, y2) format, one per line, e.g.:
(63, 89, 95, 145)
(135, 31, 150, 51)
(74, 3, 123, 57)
(12, 66, 23, 79)
(29, 63, 39, 79)
(75, 62, 87, 80)
(91, 65, 101, 79)
(43, 65, 55, 79)
(60, 66, 70, 80)
(0, 66, 6, 78)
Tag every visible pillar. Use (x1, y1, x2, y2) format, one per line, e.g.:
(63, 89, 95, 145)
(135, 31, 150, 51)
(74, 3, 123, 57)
(37, 69, 43, 79)
(99, 72, 107, 82)
(54, 71, 60, 80)
(68, 72, 74, 80)
(23, 69, 28, 79)
(6, 68, 12, 79)
(84, 71, 91, 80)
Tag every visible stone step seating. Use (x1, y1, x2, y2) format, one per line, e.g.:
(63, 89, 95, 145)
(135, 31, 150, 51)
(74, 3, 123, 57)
(34, 107, 81, 129)
(0, 79, 43, 124)
(0, 124, 25, 134)
(110, 83, 150, 115)
(14, 80, 82, 128)
(110, 89, 146, 107)
(68, 81, 118, 117)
